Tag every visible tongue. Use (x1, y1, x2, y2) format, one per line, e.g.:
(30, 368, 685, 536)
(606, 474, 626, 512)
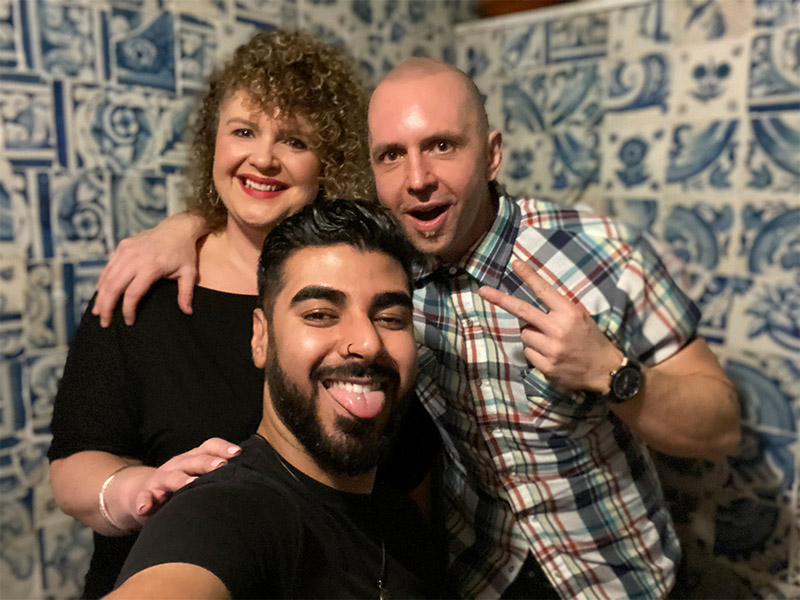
(326, 386, 386, 419)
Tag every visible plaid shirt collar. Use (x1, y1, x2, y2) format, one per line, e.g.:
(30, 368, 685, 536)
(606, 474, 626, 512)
(413, 184, 519, 290)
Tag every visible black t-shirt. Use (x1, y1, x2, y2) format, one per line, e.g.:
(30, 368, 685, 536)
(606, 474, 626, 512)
(117, 435, 444, 598)
(48, 281, 264, 598)
(48, 279, 440, 598)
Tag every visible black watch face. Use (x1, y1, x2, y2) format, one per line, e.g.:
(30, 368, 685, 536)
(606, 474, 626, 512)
(612, 365, 641, 400)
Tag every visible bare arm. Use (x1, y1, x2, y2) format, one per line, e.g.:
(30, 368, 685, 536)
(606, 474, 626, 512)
(478, 260, 740, 462)
(106, 563, 230, 599)
(93, 212, 210, 327)
(611, 338, 740, 461)
(49, 439, 241, 536)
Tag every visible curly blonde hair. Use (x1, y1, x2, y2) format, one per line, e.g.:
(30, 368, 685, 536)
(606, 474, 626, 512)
(186, 30, 374, 231)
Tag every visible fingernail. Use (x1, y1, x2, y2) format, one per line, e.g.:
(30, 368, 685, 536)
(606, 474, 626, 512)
(212, 459, 226, 468)
(227, 446, 241, 455)
(137, 504, 147, 514)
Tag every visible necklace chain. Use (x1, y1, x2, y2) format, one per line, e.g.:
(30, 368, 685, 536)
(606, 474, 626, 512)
(256, 434, 387, 597)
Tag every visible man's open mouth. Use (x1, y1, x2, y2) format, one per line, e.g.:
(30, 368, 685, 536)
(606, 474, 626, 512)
(410, 204, 447, 222)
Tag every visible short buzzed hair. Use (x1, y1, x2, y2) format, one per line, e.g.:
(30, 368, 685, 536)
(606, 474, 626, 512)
(257, 198, 419, 316)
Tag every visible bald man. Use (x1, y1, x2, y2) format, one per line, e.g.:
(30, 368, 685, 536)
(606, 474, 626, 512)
(92, 58, 739, 600)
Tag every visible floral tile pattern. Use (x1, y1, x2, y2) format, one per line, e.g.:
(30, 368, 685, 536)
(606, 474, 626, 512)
(456, 1, 799, 597)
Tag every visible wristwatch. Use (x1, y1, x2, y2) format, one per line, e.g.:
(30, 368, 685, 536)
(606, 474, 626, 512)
(605, 356, 642, 403)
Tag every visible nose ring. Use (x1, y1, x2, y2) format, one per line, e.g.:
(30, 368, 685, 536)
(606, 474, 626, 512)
(346, 343, 353, 355)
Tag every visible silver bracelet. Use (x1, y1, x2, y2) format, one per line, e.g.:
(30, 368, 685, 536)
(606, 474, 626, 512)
(98, 465, 133, 531)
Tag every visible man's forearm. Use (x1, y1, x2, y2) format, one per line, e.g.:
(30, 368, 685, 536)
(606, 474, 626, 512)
(611, 338, 741, 461)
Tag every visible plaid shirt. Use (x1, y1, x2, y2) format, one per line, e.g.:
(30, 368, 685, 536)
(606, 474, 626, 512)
(412, 188, 699, 599)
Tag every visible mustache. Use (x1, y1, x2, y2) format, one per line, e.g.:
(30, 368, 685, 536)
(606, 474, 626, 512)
(311, 362, 400, 386)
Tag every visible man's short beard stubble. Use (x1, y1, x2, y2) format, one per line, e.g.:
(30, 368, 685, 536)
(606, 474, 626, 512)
(265, 335, 412, 476)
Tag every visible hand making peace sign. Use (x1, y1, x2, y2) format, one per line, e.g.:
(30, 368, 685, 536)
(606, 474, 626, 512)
(478, 259, 624, 394)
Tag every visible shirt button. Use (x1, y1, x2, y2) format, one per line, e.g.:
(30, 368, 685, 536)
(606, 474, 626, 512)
(448, 266, 458, 276)
(486, 425, 494, 434)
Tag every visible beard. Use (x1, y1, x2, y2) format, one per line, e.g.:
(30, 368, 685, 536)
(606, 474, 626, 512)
(265, 339, 412, 476)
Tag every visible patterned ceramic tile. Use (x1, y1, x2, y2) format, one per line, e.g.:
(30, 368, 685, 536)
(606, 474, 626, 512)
(748, 26, 800, 113)
(745, 113, 800, 193)
(25, 260, 65, 349)
(39, 516, 91, 598)
(176, 16, 219, 92)
(665, 0, 755, 44)
(0, 74, 62, 168)
(686, 274, 754, 345)
(791, 490, 800, 587)
(714, 492, 795, 586)
(725, 353, 799, 434)
(670, 38, 749, 120)
(499, 124, 600, 205)
(69, 85, 173, 173)
(0, 510, 42, 599)
(726, 274, 800, 359)
(104, 7, 177, 91)
(45, 169, 113, 260)
(0, 163, 34, 258)
(453, 23, 503, 93)
(25, 349, 66, 435)
(739, 197, 800, 275)
(664, 119, 745, 194)
(233, 0, 293, 28)
(600, 196, 661, 235)
(1, 427, 50, 502)
(111, 172, 169, 243)
(603, 49, 671, 116)
(0, 1, 23, 70)
(501, 20, 546, 76)
(607, 0, 670, 57)
(0, 257, 24, 360)
(754, 0, 800, 28)
(165, 171, 190, 216)
(601, 123, 670, 195)
(545, 10, 609, 63)
(60, 260, 105, 341)
(31, 0, 100, 81)
(501, 61, 604, 134)
(497, 127, 551, 199)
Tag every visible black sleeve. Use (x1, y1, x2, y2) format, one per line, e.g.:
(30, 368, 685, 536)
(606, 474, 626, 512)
(377, 394, 441, 492)
(116, 477, 299, 598)
(47, 296, 142, 461)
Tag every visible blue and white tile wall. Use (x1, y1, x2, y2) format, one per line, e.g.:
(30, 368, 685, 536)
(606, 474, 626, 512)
(456, 0, 799, 597)
(2, 0, 798, 597)
(0, 0, 474, 597)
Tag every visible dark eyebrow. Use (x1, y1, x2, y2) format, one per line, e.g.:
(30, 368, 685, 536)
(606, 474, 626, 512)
(371, 142, 404, 159)
(290, 286, 346, 307)
(422, 133, 466, 148)
(370, 291, 413, 312)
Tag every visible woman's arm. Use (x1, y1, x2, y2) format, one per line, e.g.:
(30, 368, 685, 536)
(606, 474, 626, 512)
(106, 563, 230, 599)
(50, 440, 241, 535)
(93, 212, 211, 327)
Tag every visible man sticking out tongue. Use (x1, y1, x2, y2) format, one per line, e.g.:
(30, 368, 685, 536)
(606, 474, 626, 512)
(108, 199, 445, 599)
